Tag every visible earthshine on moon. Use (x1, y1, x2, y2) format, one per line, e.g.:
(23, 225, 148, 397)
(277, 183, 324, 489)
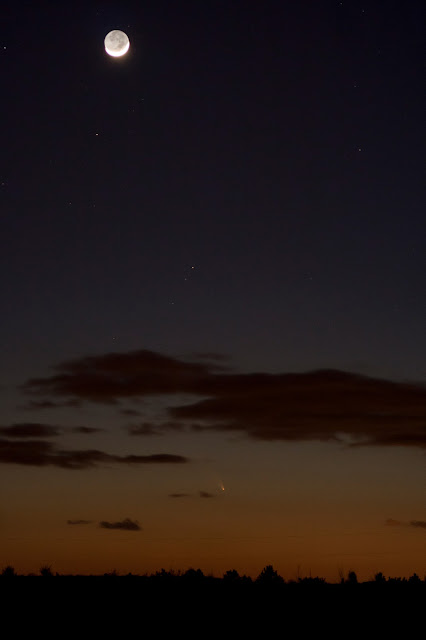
(104, 30, 130, 57)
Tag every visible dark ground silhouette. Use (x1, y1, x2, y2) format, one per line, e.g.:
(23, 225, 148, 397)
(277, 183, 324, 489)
(1, 563, 423, 633)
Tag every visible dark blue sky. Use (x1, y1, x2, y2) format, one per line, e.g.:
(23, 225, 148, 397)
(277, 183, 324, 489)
(2, 0, 424, 386)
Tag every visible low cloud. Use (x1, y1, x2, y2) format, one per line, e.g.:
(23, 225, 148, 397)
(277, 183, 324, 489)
(0, 438, 188, 469)
(385, 518, 426, 529)
(127, 423, 161, 436)
(67, 519, 92, 525)
(120, 408, 142, 417)
(0, 423, 61, 438)
(22, 400, 59, 410)
(124, 454, 187, 464)
(170, 371, 426, 450)
(99, 518, 141, 531)
(0, 424, 103, 439)
(22, 349, 220, 403)
(385, 518, 403, 527)
(22, 399, 81, 410)
(127, 421, 184, 437)
(188, 352, 230, 364)
(21, 350, 426, 450)
(71, 426, 103, 434)
(168, 491, 217, 499)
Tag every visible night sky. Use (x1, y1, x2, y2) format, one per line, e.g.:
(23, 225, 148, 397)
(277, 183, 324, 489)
(1, 0, 425, 580)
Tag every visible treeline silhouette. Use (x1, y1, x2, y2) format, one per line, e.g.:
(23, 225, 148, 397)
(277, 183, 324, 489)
(1, 563, 424, 586)
(1, 564, 423, 631)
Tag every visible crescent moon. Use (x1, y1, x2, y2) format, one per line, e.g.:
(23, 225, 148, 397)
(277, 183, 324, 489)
(104, 30, 130, 58)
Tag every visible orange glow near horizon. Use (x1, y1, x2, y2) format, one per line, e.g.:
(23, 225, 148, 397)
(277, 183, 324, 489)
(2, 438, 424, 581)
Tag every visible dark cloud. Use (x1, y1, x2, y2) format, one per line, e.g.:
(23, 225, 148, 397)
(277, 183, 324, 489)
(22, 400, 60, 410)
(0, 423, 61, 438)
(71, 426, 103, 434)
(120, 408, 142, 417)
(21, 350, 426, 450)
(22, 349, 219, 404)
(127, 421, 184, 437)
(170, 370, 426, 450)
(99, 518, 141, 531)
(0, 423, 103, 439)
(67, 519, 92, 525)
(187, 352, 231, 365)
(0, 438, 188, 469)
(22, 399, 81, 410)
(168, 491, 216, 499)
(123, 454, 187, 464)
(385, 518, 426, 529)
(385, 518, 403, 527)
(127, 423, 161, 437)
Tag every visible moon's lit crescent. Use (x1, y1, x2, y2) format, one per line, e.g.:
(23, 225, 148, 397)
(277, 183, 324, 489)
(104, 30, 130, 57)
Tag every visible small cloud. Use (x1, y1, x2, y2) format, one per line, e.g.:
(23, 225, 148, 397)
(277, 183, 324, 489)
(120, 408, 142, 417)
(71, 427, 103, 434)
(385, 518, 404, 526)
(0, 438, 189, 469)
(0, 423, 60, 438)
(67, 519, 92, 525)
(385, 518, 426, 529)
(127, 423, 160, 436)
(127, 421, 184, 437)
(22, 399, 81, 410)
(22, 400, 59, 410)
(187, 352, 231, 370)
(123, 454, 187, 464)
(169, 491, 217, 499)
(99, 518, 141, 531)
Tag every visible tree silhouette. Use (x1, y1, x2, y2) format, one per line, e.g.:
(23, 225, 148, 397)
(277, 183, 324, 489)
(256, 565, 284, 586)
(1, 565, 17, 578)
(183, 568, 204, 582)
(223, 569, 240, 583)
(298, 576, 326, 586)
(408, 573, 421, 584)
(347, 571, 358, 585)
(374, 572, 386, 584)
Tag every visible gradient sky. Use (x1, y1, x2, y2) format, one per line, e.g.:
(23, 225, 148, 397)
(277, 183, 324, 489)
(1, 0, 424, 580)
